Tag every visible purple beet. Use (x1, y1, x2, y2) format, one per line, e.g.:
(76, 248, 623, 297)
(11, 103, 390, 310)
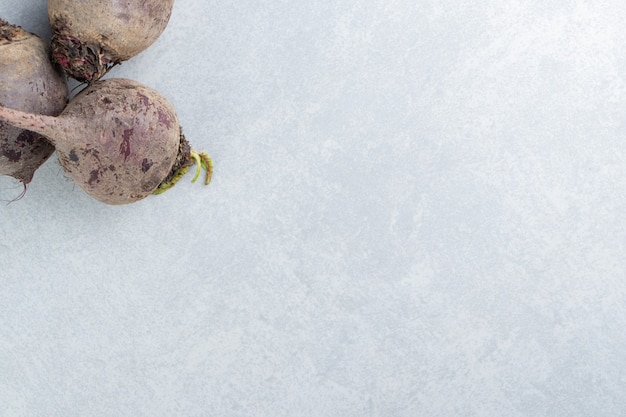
(0, 18, 68, 186)
(0, 78, 212, 205)
(48, 0, 175, 82)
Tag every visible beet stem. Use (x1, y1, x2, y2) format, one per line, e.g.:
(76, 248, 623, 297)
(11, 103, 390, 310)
(0, 105, 63, 146)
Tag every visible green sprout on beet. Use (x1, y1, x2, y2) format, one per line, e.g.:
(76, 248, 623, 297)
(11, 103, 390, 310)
(153, 150, 213, 195)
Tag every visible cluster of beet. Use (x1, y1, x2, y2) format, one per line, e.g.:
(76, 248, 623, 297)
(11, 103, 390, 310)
(0, 0, 212, 205)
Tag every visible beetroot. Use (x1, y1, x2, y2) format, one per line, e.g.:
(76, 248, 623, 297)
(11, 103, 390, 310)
(0, 18, 68, 186)
(0, 78, 212, 205)
(48, 0, 175, 82)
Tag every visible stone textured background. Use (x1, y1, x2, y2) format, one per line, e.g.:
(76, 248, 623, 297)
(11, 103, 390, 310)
(1, 1, 626, 415)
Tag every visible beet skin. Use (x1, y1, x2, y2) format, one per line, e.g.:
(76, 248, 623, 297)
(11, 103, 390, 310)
(49, 0, 175, 82)
(0, 78, 211, 205)
(0, 18, 68, 185)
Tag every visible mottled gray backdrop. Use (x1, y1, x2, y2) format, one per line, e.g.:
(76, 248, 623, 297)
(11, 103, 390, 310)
(1, 1, 626, 416)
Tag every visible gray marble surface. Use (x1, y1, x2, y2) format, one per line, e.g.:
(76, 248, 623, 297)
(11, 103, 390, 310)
(1, 1, 626, 416)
